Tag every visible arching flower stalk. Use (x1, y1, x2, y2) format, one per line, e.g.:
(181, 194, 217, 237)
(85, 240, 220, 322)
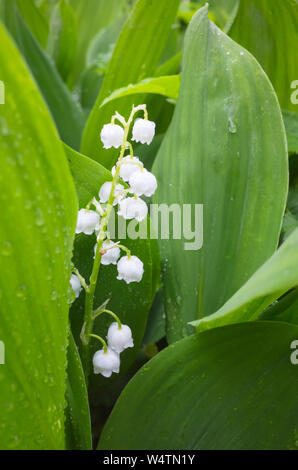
(70, 104, 157, 378)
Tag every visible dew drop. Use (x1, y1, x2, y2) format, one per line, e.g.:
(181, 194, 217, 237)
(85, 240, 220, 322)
(16, 285, 27, 300)
(1, 241, 13, 256)
(35, 208, 45, 226)
(228, 117, 237, 134)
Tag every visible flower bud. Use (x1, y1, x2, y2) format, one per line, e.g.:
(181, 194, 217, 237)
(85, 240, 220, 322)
(99, 181, 124, 205)
(75, 209, 99, 235)
(118, 197, 148, 222)
(117, 255, 144, 284)
(94, 239, 120, 265)
(118, 156, 143, 182)
(100, 123, 124, 149)
(107, 322, 134, 353)
(70, 274, 82, 298)
(129, 169, 157, 197)
(132, 118, 155, 145)
(93, 348, 120, 377)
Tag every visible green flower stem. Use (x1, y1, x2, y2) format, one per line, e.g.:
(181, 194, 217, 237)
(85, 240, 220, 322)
(127, 141, 134, 158)
(81, 105, 145, 375)
(91, 197, 105, 216)
(73, 268, 89, 292)
(99, 241, 130, 258)
(88, 334, 108, 353)
(117, 244, 131, 259)
(92, 308, 122, 329)
(116, 154, 143, 170)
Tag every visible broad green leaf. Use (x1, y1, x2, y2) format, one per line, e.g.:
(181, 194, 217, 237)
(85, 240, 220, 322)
(159, 17, 182, 65)
(31, 0, 57, 22)
(282, 211, 298, 240)
(16, 0, 49, 48)
(191, 228, 298, 332)
(144, 59, 181, 156)
(64, 143, 111, 208)
(230, 0, 298, 112)
(99, 76, 180, 109)
(70, 0, 127, 84)
(288, 157, 298, 218)
(152, 6, 288, 343)
(149, 229, 161, 302)
(47, 0, 78, 83)
(208, 0, 239, 33)
(283, 110, 298, 154)
(79, 15, 126, 112)
(99, 322, 298, 450)
(285, 158, 298, 240)
(81, 0, 180, 168)
(79, 65, 104, 112)
(134, 134, 164, 171)
(259, 289, 298, 326)
(178, 0, 239, 33)
(155, 52, 182, 77)
(86, 14, 125, 69)
(0, 23, 77, 449)
(2, 0, 85, 149)
(65, 333, 92, 450)
(143, 289, 166, 345)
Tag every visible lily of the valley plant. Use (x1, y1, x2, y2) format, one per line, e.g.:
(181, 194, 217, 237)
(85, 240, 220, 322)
(71, 105, 157, 377)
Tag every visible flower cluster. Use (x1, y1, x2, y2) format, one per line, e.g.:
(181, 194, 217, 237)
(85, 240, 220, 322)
(72, 106, 157, 287)
(70, 105, 157, 377)
(93, 320, 134, 377)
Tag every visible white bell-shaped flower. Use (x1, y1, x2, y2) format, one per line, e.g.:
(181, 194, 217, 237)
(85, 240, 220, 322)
(93, 348, 120, 377)
(70, 274, 82, 299)
(99, 181, 124, 205)
(118, 197, 148, 222)
(132, 118, 155, 145)
(76, 209, 99, 235)
(94, 239, 120, 265)
(129, 169, 157, 197)
(107, 322, 134, 353)
(100, 123, 124, 149)
(117, 255, 144, 284)
(119, 156, 143, 182)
